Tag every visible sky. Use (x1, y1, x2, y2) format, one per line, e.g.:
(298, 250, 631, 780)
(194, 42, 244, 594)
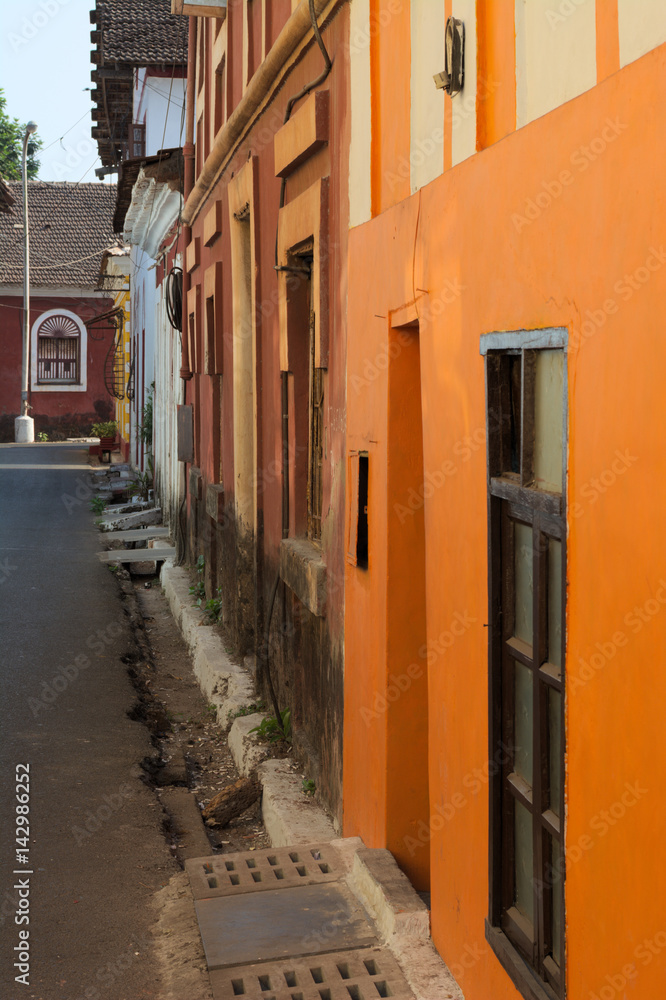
(1, 0, 106, 183)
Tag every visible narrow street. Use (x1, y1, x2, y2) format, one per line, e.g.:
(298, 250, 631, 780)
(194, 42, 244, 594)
(0, 443, 177, 1000)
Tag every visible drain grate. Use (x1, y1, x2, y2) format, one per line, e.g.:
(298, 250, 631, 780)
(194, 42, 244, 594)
(208, 947, 415, 1000)
(187, 844, 342, 899)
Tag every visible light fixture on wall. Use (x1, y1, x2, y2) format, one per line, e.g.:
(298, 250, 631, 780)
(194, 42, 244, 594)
(433, 17, 465, 97)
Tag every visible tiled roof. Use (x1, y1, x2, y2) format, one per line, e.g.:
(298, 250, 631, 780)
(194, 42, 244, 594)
(92, 0, 187, 67)
(90, 0, 187, 167)
(0, 182, 118, 288)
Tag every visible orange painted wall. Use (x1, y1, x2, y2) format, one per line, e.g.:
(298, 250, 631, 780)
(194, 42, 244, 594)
(345, 40, 666, 1000)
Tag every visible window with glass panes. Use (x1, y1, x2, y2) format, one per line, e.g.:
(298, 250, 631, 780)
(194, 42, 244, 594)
(481, 329, 567, 1000)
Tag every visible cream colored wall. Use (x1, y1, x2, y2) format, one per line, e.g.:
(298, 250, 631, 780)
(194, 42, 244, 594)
(410, 0, 445, 190)
(515, 0, 596, 128)
(348, 0, 372, 226)
(618, 0, 666, 68)
(451, 0, 477, 167)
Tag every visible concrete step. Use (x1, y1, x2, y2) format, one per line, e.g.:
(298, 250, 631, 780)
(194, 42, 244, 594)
(97, 547, 176, 563)
(102, 527, 169, 542)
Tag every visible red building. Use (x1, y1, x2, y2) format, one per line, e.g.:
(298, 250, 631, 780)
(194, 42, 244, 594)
(174, 2, 351, 820)
(0, 180, 118, 441)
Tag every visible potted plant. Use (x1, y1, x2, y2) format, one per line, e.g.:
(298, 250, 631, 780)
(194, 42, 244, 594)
(90, 421, 117, 461)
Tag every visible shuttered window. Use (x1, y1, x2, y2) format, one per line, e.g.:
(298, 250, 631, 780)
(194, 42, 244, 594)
(36, 314, 80, 384)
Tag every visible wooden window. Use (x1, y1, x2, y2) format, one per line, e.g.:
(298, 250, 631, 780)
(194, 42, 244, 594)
(36, 314, 80, 384)
(127, 122, 145, 159)
(482, 329, 567, 1000)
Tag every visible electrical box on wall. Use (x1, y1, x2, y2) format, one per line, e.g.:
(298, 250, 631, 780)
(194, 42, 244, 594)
(434, 17, 465, 97)
(177, 404, 194, 464)
(347, 452, 369, 569)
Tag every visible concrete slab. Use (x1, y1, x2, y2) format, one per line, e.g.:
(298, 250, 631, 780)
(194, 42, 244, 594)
(208, 947, 416, 1000)
(160, 787, 212, 861)
(106, 527, 169, 541)
(195, 883, 376, 970)
(97, 547, 176, 563)
(228, 714, 268, 777)
(99, 507, 162, 531)
(186, 843, 343, 899)
(347, 848, 430, 941)
(259, 759, 338, 846)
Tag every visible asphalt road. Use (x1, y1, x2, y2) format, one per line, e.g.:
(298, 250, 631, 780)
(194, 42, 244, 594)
(0, 444, 175, 1000)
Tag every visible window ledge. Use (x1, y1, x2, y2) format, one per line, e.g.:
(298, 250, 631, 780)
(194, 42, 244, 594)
(279, 537, 326, 618)
(485, 921, 559, 1000)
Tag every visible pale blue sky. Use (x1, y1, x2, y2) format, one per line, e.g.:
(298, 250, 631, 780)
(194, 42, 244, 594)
(1, 0, 106, 183)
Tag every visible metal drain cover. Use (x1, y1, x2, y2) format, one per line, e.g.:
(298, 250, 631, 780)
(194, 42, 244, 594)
(187, 844, 343, 899)
(208, 946, 416, 999)
(195, 883, 377, 970)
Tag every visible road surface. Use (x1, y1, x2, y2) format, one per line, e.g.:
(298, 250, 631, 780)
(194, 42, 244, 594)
(0, 443, 175, 1000)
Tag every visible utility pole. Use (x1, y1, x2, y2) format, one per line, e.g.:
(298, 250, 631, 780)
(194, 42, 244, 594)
(15, 120, 38, 444)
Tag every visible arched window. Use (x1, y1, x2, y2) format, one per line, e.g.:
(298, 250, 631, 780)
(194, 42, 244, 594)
(31, 309, 88, 393)
(36, 314, 80, 383)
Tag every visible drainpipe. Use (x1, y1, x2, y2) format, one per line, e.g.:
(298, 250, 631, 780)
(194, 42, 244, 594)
(182, 0, 335, 226)
(180, 15, 196, 381)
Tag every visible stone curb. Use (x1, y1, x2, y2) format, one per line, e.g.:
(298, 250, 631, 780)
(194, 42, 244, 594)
(160, 565, 254, 720)
(258, 759, 338, 846)
(346, 848, 464, 1000)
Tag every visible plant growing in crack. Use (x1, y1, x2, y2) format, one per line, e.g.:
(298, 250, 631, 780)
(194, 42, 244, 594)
(302, 778, 316, 796)
(189, 555, 206, 605)
(250, 709, 292, 744)
(90, 496, 107, 515)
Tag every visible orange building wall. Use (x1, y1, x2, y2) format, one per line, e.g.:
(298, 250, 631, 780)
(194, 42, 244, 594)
(345, 38, 666, 1000)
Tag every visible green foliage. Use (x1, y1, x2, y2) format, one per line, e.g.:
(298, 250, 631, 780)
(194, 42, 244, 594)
(89, 496, 107, 514)
(202, 589, 222, 624)
(189, 555, 206, 604)
(250, 709, 292, 744)
(37, 432, 48, 442)
(91, 420, 117, 439)
(128, 470, 152, 501)
(0, 90, 41, 180)
(302, 778, 316, 796)
(137, 382, 154, 447)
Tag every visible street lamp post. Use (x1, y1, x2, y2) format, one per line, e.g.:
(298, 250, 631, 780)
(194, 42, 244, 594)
(15, 120, 38, 444)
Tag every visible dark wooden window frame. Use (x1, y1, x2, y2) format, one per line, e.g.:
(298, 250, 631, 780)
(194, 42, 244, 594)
(37, 335, 80, 384)
(481, 327, 568, 1000)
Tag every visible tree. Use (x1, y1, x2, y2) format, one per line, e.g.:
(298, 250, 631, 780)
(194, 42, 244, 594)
(0, 89, 41, 180)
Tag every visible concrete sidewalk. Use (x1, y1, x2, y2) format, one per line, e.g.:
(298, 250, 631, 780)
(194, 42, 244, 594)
(157, 565, 462, 1000)
(185, 839, 461, 1000)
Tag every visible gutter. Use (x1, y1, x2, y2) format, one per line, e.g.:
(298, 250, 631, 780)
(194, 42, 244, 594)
(181, 0, 338, 226)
